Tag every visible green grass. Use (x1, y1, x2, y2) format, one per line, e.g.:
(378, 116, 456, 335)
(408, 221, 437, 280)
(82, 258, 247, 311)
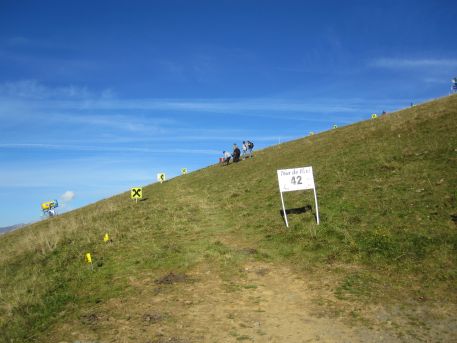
(1, 94, 457, 342)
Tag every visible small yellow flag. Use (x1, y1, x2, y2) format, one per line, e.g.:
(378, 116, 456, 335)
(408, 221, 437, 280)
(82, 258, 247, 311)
(371, 113, 378, 119)
(85, 253, 92, 264)
(103, 233, 109, 242)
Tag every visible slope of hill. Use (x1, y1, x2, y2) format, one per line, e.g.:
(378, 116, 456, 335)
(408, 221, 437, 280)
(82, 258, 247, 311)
(0, 224, 24, 235)
(1, 95, 456, 342)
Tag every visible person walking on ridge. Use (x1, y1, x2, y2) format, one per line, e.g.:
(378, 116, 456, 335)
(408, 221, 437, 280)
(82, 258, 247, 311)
(246, 140, 254, 159)
(232, 144, 241, 163)
(242, 141, 248, 160)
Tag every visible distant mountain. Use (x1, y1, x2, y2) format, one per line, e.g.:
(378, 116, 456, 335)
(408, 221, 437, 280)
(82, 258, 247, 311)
(0, 224, 24, 235)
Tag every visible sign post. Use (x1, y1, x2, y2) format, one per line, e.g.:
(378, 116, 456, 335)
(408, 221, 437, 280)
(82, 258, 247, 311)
(131, 187, 142, 203)
(277, 166, 320, 228)
(157, 173, 166, 183)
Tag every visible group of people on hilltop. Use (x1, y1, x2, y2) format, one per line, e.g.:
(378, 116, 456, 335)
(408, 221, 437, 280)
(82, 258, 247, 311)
(222, 141, 254, 165)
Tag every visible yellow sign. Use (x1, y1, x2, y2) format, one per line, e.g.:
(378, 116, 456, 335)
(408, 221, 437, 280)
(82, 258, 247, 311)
(85, 253, 92, 264)
(41, 200, 58, 210)
(103, 233, 109, 242)
(371, 113, 378, 119)
(181, 168, 187, 175)
(131, 187, 142, 199)
(157, 173, 166, 183)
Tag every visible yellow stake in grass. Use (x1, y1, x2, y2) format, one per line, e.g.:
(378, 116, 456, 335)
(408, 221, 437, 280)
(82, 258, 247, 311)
(85, 253, 93, 270)
(103, 233, 109, 243)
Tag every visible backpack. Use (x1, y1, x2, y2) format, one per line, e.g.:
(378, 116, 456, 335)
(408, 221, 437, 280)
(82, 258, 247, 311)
(247, 141, 254, 149)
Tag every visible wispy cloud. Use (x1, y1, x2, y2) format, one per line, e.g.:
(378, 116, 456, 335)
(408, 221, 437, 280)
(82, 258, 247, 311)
(0, 143, 220, 155)
(0, 80, 367, 119)
(65, 98, 361, 114)
(50, 113, 173, 133)
(370, 57, 457, 69)
(0, 79, 113, 100)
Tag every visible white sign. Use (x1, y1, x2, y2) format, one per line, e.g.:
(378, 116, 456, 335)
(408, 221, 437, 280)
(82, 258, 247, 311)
(157, 173, 166, 183)
(277, 167, 315, 192)
(277, 166, 320, 227)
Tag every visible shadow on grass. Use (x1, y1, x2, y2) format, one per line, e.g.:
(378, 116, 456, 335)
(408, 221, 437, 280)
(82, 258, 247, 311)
(279, 205, 318, 226)
(279, 205, 312, 218)
(451, 214, 457, 224)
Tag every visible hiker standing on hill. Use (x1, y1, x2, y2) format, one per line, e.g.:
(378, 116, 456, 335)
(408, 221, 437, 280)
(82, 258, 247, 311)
(246, 140, 254, 158)
(232, 144, 241, 163)
(222, 151, 231, 165)
(242, 141, 248, 160)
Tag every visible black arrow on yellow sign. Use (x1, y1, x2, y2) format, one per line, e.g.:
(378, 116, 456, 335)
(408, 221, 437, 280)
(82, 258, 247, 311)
(131, 187, 142, 199)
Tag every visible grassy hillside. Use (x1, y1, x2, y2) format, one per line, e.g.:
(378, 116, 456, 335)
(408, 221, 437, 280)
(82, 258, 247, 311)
(1, 95, 456, 342)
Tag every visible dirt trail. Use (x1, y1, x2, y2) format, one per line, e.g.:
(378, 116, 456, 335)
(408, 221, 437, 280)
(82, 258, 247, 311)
(47, 258, 401, 343)
(44, 186, 448, 342)
(178, 261, 394, 343)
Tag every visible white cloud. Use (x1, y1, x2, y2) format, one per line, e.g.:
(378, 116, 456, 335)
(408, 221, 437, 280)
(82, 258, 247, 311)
(0, 79, 112, 100)
(370, 58, 457, 69)
(0, 143, 220, 155)
(60, 191, 75, 202)
(0, 80, 368, 126)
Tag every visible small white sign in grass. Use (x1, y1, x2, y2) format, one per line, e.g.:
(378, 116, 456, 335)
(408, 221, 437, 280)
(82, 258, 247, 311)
(157, 173, 166, 183)
(277, 166, 320, 227)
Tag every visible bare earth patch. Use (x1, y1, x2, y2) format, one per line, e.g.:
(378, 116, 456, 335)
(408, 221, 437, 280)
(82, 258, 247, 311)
(44, 260, 406, 342)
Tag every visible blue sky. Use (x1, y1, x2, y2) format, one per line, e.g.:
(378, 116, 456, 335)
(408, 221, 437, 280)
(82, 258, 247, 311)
(0, 0, 456, 227)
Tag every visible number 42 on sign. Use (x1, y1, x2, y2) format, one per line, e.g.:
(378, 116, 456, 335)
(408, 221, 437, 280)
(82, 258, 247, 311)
(277, 166, 320, 227)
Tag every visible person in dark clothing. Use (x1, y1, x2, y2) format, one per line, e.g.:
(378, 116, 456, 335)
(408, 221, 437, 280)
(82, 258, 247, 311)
(232, 144, 241, 163)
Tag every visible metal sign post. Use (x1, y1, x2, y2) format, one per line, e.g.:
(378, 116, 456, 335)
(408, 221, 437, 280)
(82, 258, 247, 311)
(277, 166, 320, 227)
(279, 190, 289, 227)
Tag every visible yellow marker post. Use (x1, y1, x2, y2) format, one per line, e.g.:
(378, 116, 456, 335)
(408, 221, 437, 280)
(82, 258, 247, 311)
(371, 113, 378, 119)
(131, 187, 142, 203)
(181, 168, 187, 175)
(85, 253, 93, 270)
(157, 173, 166, 184)
(103, 233, 109, 243)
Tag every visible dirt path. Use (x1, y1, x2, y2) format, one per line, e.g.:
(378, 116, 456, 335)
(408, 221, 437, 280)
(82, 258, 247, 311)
(180, 260, 396, 343)
(43, 185, 453, 343)
(48, 258, 399, 343)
